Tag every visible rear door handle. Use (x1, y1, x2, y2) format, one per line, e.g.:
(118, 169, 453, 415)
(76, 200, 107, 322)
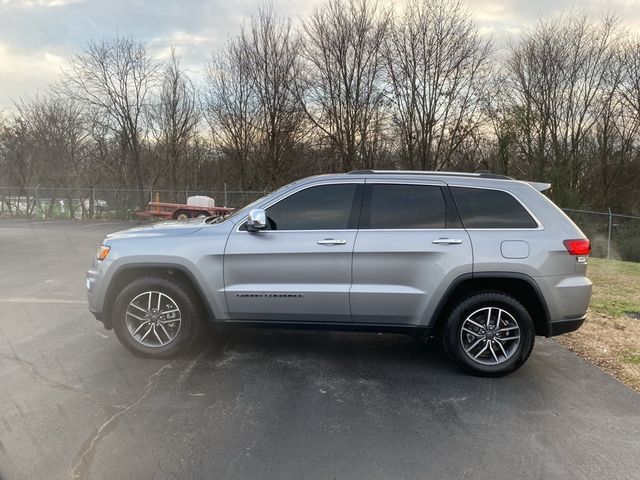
(318, 238, 347, 246)
(432, 238, 463, 245)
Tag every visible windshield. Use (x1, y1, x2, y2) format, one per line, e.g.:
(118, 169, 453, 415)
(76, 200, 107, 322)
(206, 193, 270, 224)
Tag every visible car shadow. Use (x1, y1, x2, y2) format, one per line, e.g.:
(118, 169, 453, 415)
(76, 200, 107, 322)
(185, 326, 458, 378)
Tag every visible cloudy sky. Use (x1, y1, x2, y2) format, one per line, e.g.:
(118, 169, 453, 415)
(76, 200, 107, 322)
(1, 0, 639, 110)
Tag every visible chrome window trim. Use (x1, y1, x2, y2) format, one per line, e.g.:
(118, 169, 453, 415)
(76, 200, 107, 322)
(233, 180, 544, 233)
(356, 228, 466, 233)
(448, 184, 544, 231)
(464, 228, 544, 231)
(237, 228, 467, 234)
(236, 229, 359, 234)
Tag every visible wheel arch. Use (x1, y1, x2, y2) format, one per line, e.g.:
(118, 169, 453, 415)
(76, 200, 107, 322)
(432, 272, 551, 336)
(102, 263, 215, 330)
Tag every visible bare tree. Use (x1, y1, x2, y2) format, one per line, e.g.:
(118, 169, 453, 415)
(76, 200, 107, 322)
(204, 37, 260, 188)
(505, 13, 622, 201)
(60, 36, 158, 206)
(612, 39, 640, 210)
(3, 1, 640, 239)
(300, 0, 391, 171)
(15, 92, 89, 217)
(384, 0, 492, 171)
(619, 39, 640, 137)
(150, 48, 201, 193)
(205, 7, 306, 188)
(244, 6, 307, 186)
(0, 118, 36, 215)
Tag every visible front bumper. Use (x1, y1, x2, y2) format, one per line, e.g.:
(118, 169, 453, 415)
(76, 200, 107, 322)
(86, 258, 113, 330)
(547, 314, 586, 337)
(89, 308, 103, 322)
(89, 307, 113, 330)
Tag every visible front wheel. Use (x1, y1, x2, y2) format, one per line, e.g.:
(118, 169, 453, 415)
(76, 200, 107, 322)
(112, 276, 202, 358)
(442, 291, 535, 377)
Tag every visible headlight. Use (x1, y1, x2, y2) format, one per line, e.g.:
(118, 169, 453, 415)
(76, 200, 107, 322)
(96, 245, 111, 261)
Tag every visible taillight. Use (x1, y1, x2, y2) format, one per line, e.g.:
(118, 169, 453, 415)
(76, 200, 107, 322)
(563, 239, 591, 256)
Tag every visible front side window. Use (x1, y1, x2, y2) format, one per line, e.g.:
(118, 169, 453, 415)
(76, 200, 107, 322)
(265, 184, 358, 230)
(450, 187, 538, 229)
(365, 184, 447, 229)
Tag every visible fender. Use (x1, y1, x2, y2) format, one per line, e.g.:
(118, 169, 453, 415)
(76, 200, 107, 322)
(430, 271, 552, 332)
(101, 261, 221, 326)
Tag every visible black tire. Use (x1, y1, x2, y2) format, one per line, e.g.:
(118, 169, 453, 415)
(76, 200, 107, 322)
(112, 276, 203, 358)
(174, 210, 191, 220)
(442, 291, 535, 377)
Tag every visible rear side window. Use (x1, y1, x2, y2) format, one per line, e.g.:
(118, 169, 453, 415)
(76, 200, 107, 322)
(365, 184, 446, 229)
(451, 187, 538, 229)
(266, 184, 357, 230)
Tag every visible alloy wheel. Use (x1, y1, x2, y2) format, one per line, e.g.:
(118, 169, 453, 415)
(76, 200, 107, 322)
(125, 291, 182, 348)
(459, 307, 521, 366)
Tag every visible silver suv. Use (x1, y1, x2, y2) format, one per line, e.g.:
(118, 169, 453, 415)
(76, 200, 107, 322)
(86, 171, 592, 376)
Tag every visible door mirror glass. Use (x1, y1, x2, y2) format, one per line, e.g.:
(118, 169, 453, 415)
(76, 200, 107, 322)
(246, 209, 267, 231)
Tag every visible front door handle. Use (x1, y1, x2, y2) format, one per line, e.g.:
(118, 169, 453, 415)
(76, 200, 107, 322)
(432, 238, 463, 245)
(318, 238, 347, 246)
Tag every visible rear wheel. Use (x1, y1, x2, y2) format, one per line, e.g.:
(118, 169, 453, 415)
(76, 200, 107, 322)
(442, 291, 535, 377)
(174, 210, 191, 221)
(112, 276, 202, 358)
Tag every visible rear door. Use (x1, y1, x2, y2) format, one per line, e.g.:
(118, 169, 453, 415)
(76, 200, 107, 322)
(350, 179, 473, 326)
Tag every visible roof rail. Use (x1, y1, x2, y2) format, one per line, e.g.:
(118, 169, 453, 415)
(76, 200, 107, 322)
(347, 169, 513, 180)
(474, 170, 513, 180)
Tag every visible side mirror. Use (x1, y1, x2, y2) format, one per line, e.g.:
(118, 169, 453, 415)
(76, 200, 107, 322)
(246, 209, 267, 232)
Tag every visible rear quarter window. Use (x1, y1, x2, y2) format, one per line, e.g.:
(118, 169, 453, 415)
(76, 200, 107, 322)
(450, 187, 538, 229)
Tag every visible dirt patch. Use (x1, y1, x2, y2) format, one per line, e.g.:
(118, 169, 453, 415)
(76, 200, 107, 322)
(557, 312, 640, 393)
(555, 257, 640, 393)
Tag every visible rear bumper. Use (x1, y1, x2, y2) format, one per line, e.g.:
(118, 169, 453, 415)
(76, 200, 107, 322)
(535, 273, 591, 337)
(546, 314, 586, 337)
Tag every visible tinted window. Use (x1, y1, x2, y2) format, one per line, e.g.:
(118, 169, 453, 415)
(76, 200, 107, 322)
(266, 184, 357, 230)
(367, 184, 446, 229)
(451, 187, 538, 228)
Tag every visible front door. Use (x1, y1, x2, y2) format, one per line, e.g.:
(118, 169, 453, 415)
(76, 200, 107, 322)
(224, 181, 363, 322)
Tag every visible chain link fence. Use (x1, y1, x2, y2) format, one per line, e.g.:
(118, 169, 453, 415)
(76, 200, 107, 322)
(562, 208, 640, 262)
(1, 185, 639, 261)
(0, 186, 267, 221)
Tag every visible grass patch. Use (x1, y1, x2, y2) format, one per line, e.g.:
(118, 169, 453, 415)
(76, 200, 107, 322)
(556, 257, 640, 393)
(587, 257, 640, 318)
(621, 351, 640, 365)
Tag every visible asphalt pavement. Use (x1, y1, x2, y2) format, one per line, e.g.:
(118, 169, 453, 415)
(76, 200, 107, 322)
(0, 219, 639, 480)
